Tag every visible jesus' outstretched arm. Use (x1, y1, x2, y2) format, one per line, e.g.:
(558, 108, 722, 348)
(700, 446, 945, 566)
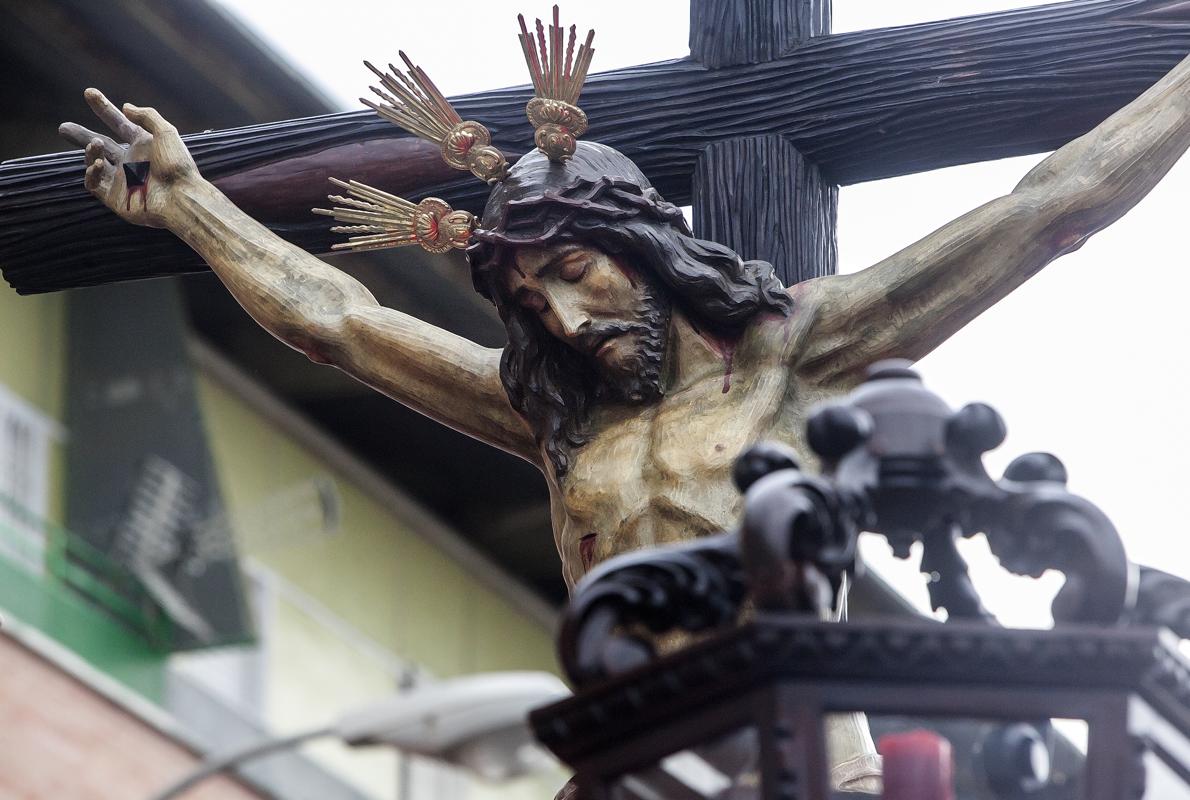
(59, 89, 539, 465)
(794, 50, 1190, 390)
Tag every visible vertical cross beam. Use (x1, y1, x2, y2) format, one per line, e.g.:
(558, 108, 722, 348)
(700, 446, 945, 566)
(690, 0, 838, 286)
(689, 0, 831, 68)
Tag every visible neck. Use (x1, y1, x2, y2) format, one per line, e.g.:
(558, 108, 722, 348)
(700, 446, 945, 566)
(663, 310, 741, 395)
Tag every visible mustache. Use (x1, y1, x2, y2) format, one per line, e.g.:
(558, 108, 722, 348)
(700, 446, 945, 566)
(574, 321, 651, 354)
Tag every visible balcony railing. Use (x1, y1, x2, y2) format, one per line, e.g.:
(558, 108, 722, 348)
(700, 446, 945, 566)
(0, 491, 175, 649)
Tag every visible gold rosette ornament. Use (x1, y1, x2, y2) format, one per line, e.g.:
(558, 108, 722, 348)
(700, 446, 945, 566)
(518, 7, 596, 162)
(314, 178, 475, 255)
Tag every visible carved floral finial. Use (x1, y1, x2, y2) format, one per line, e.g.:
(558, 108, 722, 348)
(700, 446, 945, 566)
(517, 6, 595, 162)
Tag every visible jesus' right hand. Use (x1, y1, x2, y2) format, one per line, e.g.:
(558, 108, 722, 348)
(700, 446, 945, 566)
(59, 88, 199, 230)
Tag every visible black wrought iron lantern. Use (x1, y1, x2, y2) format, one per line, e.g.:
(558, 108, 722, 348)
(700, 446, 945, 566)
(530, 363, 1190, 800)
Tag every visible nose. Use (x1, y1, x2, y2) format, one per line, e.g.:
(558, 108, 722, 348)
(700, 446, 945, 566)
(547, 295, 591, 338)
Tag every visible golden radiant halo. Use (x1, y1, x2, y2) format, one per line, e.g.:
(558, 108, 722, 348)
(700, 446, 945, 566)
(362, 55, 508, 184)
(320, 7, 597, 254)
(313, 178, 476, 255)
(518, 7, 596, 162)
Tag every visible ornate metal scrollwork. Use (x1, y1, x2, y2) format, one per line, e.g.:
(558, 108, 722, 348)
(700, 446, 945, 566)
(1131, 566, 1190, 638)
(807, 360, 1134, 625)
(558, 532, 746, 687)
(558, 361, 1140, 688)
(737, 452, 860, 614)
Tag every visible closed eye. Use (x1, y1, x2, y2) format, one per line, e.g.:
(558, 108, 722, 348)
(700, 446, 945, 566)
(558, 256, 589, 282)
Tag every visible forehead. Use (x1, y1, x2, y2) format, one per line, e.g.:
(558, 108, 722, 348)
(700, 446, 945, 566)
(512, 243, 583, 274)
(505, 242, 586, 291)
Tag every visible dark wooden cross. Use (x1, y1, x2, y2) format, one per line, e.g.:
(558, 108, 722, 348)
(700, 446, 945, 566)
(1, 0, 1189, 293)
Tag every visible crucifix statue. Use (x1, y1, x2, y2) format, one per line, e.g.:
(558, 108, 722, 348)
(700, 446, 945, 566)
(51, 6, 1190, 590)
(13, 0, 1190, 794)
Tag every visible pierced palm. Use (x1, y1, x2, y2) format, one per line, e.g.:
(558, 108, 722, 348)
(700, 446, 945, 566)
(58, 88, 198, 229)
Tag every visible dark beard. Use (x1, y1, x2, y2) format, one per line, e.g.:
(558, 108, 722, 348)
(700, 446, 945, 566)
(593, 281, 670, 404)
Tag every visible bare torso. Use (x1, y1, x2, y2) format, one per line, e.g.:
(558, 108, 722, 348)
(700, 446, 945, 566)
(548, 303, 840, 587)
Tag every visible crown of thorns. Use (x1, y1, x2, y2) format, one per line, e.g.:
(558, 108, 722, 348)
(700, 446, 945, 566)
(314, 6, 595, 255)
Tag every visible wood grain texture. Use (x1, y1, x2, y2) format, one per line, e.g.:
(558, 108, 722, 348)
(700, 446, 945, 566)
(690, 0, 837, 285)
(693, 135, 837, 285)
(689, 0, 831, 68)
(4, 0, 1190, 291)
(690, 0, 836, 287)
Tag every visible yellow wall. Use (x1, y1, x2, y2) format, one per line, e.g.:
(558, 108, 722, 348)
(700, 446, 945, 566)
(195, 371, 564, 797)
(0, 285, 64, 417)
(195, 373, 557, 678)
(0, 284, 65, 521)
(0, 286, 565, 796)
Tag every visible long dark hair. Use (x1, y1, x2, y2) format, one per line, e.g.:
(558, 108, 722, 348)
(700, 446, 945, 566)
(468, 143, 793, 476)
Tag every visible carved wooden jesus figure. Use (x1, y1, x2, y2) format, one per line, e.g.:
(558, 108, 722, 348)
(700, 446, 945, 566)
(59, 38, 1190, 791)
(61, 48, 1190, 586)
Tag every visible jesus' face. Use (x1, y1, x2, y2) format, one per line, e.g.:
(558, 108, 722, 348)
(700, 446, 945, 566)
(505, 243, 669, 402)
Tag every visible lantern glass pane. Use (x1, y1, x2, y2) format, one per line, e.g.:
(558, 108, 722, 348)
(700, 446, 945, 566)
(1141, 747, 1190, 799)
(829, 714, 1090, 799)
(609, 725, 760, 800)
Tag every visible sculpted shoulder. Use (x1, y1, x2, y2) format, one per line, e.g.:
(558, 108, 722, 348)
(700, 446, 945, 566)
(767, 278, 830, 366)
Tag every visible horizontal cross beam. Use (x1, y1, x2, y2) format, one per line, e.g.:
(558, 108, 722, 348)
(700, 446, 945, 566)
(2, 0, 1188, 292)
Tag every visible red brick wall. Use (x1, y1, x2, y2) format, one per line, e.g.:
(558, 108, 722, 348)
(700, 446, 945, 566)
(0, 633, 265, 800)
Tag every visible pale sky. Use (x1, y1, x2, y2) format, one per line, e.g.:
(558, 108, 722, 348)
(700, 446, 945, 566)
(212, 0, 1190, 628)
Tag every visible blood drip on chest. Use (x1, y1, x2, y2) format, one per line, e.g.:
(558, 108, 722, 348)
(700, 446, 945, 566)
(579, 534, 598, 571)
(692, 325, 739, 393)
